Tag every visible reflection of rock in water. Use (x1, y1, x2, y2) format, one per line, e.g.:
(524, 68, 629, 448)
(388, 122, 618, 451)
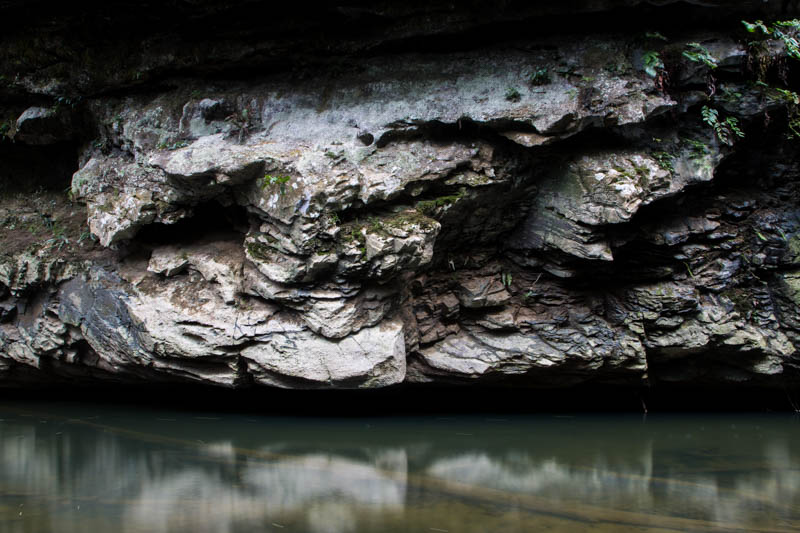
(123, 451, 407, 533)
(1, 413, 800, 532)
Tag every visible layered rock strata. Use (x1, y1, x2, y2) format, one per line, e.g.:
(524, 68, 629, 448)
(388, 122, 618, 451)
(2, 0, 800, 389)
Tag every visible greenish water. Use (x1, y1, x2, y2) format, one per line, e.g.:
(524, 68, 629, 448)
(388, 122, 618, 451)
(0, 402, 799, 532)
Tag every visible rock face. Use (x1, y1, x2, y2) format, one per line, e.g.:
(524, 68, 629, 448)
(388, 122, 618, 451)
(2, 0, 800, 390)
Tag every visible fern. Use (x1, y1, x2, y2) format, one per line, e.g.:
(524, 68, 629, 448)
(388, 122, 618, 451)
(642, 50, 664, 78)
(743, 19, 800, 61)
(683, 43, 718, 69)
(701, 106, 744, 146)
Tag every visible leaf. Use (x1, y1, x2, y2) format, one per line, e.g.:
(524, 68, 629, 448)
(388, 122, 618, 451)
(645, 32, 668, 41)
(642, 51, 663, 78)
(682, 43, 718, 69)
(742, 19, 769, 34)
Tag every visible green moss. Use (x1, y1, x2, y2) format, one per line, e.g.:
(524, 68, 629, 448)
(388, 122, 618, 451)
(384, 210, 438, 232)
(245, 241, 274, 261)
(415, 200, 437, 216)
(414, 191, 464, 216)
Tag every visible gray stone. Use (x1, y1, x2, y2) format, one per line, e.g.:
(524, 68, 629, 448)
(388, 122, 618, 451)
(14, 106, 76, 145)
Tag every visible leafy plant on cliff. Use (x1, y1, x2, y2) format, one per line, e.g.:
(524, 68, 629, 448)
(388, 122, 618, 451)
(740, 20, 800, 139)
(262, 174, 291, 195)
(766, 86, 800, 139)
(742, 19, 800, 84)
(528, 68, 550, 86)
(743, 19, 800, 61)
(701, 106, 744, 146)
(652, 151, 675, 172)
(683, 43, 718, 69)
(505, 87, 521, 102)
(642, 50, 664, 78)
(157, 140, 189, 150)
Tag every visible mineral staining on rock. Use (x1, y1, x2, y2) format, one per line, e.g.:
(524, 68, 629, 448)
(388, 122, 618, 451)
(2, 1, 800, 390)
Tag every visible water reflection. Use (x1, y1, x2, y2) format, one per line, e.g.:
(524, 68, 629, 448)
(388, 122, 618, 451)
(0, 404, 798, 532)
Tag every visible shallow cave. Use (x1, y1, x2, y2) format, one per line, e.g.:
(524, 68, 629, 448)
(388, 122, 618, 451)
(0, 141, 80, 194)
(133, 201, 251, 246)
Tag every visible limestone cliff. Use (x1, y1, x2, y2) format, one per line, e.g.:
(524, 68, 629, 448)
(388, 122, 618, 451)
(2, 0, 800, 390)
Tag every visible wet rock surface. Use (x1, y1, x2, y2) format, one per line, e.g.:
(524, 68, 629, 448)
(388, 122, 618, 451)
(2, 0, 800, 390)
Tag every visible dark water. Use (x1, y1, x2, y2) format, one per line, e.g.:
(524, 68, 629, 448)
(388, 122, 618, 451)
(0, 402, 799, 532)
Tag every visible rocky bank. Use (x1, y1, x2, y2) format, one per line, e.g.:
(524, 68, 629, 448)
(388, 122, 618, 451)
(2, 0, 800, 391)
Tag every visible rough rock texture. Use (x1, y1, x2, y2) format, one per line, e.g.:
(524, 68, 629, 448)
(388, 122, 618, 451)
(2, 0, 800, 390)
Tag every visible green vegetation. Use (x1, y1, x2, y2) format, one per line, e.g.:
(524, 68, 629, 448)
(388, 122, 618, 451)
(157, 140, 189, 150)
(739, 19, 800, 139)
(652, 151, 675, 172)
(505, 87, 521, 102)
(682, 137, 710, 159)
(701, 106, 744, 146)
(743, 19, 800, 61)
(261, 174, 291, 195)
(369, 216, 382, 232)
(682, 43, 718, 69)
(528, 68, 550, 86)
(644, 32, 668, 41)
(773, 87, 800, 104)
(415, 190, 464, 216)
(245, 240, 273, 262)
(382, 210, 437, 232)
(719, 87, 743, 102)
(642, 50, 664, 78)
(501, 272, 513, 288)
(769, 87, 800, 139)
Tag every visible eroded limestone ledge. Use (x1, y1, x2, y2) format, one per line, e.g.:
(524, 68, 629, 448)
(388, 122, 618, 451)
(2, 1, 800, 389)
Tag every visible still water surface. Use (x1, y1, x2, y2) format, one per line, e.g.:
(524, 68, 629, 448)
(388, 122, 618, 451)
(0, 402, 798, 532)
